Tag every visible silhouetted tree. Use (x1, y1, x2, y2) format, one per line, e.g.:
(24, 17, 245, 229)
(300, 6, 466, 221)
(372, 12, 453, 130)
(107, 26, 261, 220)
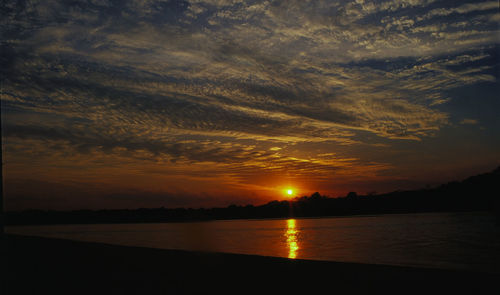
(346, 192, 358, 198)
(310, 192, 322, 199)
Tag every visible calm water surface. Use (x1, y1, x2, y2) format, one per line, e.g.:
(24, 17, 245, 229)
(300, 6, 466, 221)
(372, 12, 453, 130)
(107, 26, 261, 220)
(7, 212, 500, 273)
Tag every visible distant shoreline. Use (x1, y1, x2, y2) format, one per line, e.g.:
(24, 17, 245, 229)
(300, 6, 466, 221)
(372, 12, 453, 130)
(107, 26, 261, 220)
(5, 167, 499, 226)
(4, 209, 494, 227)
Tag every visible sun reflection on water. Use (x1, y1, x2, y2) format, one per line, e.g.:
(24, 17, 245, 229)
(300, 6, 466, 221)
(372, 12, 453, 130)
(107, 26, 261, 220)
(285, 219, 299, 259)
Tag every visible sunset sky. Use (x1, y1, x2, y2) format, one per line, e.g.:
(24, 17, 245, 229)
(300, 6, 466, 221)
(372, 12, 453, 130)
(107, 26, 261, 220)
(2, 0, 499, 210)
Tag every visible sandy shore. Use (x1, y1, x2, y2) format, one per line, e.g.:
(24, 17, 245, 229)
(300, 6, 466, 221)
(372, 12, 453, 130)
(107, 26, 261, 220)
(2, 234, 498, 294)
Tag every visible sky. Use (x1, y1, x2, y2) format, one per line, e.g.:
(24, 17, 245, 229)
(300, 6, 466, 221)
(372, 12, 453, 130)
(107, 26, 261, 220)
(1, 0, 499, 210)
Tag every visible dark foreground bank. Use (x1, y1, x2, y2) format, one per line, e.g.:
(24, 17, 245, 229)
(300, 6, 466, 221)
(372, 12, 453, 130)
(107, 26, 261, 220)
(2, 234, 498, 295)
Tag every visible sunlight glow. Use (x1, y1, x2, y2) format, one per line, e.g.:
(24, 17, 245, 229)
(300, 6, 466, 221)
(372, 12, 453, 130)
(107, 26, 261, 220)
(285, 219, 299, 259)
(287, 189, 293, 196)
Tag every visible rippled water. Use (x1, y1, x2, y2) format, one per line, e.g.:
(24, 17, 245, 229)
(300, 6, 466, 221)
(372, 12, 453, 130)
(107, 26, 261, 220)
(7, 211, 500, 273)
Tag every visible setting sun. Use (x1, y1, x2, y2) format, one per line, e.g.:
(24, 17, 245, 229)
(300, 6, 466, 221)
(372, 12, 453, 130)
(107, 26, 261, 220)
(287, 189, 293, 196)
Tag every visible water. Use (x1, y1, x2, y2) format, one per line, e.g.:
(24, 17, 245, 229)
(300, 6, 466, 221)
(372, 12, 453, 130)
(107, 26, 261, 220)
(6, 211, 500, 273)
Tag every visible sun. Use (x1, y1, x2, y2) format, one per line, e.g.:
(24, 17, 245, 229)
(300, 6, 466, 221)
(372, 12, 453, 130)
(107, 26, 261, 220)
(283, 187, 296, 198)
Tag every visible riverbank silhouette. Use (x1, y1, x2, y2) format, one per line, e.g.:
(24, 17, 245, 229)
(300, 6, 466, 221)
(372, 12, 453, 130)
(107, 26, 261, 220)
(5, 166, 499, 225)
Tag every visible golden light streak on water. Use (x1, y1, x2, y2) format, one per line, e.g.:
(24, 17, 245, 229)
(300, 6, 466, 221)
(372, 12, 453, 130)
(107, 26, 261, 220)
(285, 219, 299, 259)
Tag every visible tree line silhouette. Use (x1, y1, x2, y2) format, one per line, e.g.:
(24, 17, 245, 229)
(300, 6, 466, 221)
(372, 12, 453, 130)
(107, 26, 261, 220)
(5, 166, 499, 225)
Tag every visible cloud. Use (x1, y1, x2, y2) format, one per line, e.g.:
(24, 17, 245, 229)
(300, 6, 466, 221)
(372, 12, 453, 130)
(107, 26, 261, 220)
(420, 1, 499, 21)
(460, 119, 479, 125)
(2, 0, 499, 208)
(3, 1, 497, 140)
